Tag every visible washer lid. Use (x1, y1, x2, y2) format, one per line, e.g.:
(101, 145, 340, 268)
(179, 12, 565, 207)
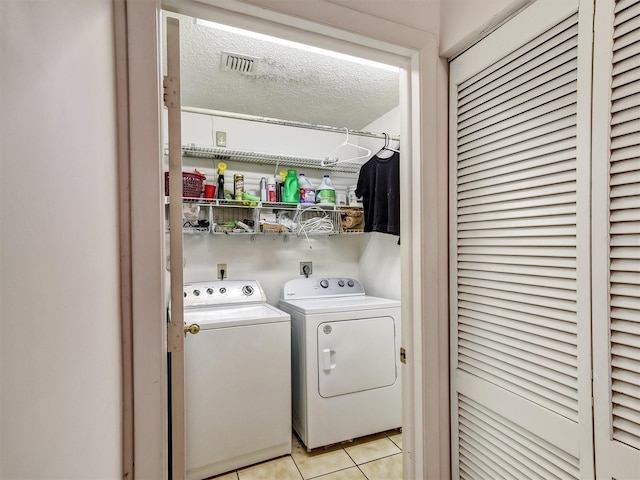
(279, 295, 400, 315)
(184, 303, 289, 329)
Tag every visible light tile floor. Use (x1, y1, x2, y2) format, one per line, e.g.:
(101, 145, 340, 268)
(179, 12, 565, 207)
(210, 429, 403, 480)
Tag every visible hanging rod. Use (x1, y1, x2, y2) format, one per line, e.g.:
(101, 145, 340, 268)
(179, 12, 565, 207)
(181, 106, 401, 141)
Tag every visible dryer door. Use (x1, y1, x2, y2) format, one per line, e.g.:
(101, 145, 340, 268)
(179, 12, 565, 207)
(317, 316, 397, 398)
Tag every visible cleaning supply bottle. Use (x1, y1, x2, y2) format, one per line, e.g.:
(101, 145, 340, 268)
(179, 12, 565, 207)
(315, 174, 336, 205)
(298, 174, 315, 204)
(216, 162, 227, 200)
(276, 170, 287, 202)
(260, 177, 267, 202)
(267, 176, 277, 202)
(283, 169, 300, 203)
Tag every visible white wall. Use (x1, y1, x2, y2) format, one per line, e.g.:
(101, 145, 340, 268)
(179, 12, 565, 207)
(234, 0, 435, 52)
(308, 0, 440, 35)
(174, 110, 400, 304)
(0, 1, 122, 478)
(356, 107, 402, 300)
(439, 0, 532, 57)
(176, 111, 366, 193)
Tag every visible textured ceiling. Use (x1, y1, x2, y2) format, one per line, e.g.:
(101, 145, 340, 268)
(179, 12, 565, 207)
(176, 14, 400, 130)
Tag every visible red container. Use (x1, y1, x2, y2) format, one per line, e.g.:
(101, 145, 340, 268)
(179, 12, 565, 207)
(164, 171, 205, 198)
(204, 184, 216, 199)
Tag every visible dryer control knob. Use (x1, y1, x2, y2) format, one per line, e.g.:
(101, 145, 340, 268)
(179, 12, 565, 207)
(320, 279, 329, 288)
(193, 289, 200, 296)
(219, 287, 227, 294)
(206, 288, 214, 295)
(242, 285, 254, 296)
(347, 280, 355, 287)
(338, 280, 345, 287)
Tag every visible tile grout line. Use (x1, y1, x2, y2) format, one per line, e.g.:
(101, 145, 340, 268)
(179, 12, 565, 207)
(340, 444, 372, 480)
(290, 453, 305, 480)
(339, 437, 399, 480)
(294, 441, 356, 480)
(224, 430, 402, 480)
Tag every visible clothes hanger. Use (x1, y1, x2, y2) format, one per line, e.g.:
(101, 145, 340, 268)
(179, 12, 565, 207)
(321, 127, 372, 167)
(377, 132, 400, 155)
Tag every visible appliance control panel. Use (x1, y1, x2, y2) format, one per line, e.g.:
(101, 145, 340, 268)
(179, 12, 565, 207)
(282, 277, 365, 299)
(183, 280, 266, 307)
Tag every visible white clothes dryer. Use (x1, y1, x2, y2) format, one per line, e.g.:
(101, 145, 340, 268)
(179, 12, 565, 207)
(278, 277, 401, 450)
(181, 280, 291, 480)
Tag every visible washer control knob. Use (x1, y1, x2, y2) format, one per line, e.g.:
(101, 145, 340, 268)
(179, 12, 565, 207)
(338, 280, 345, 287)
(242, 285, 254, 296)
(320, 279, 329, 288)
(193, 289, 200, 296)
(219, 287, 227, 294)
(183, 291, 187, 298)
(206, 288, 214, 295)
(347, 280, 355, 287)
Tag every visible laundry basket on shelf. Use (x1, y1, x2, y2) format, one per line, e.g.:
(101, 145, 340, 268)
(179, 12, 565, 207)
(165, 171, 205, 198)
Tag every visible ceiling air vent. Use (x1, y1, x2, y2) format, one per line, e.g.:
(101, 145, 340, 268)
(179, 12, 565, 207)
(220, 52, 259, 75)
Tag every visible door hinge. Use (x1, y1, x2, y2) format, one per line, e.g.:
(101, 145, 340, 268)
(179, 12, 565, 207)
(167, 321, 184, 353)
(163, 75, 179, 108)
(400, 347, 406, 364)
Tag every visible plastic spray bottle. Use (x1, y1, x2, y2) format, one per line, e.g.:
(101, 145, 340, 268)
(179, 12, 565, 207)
(276, 170, 287, 202)
(216, 162, 227, 200)
(267, 176, 277, 202)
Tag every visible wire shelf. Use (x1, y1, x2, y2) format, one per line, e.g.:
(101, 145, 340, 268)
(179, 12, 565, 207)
(181, 144, 364, 174)
(166, 198, 364, 236)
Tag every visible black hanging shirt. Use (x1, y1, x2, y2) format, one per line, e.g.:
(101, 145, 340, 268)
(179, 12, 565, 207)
(355, 151, 400, 236)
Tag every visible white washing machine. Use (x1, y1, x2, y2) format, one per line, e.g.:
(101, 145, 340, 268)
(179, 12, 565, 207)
(181, 280, 291, 480)
(278, 277, 401, 450)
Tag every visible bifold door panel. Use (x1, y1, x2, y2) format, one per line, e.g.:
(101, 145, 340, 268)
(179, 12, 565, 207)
(449, 1, 596, 478)
(592, 0, 640, 478)
(317, 317, 396, 398)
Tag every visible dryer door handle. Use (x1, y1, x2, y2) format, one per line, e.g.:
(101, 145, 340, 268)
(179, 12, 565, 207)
(322, 348, 337, 371)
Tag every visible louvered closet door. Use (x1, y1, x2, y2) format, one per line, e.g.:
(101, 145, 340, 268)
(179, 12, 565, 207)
(592, 0, 640, 478)
(449, 1, 595, 478)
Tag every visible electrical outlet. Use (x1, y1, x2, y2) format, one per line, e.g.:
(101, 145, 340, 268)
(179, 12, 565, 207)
(216, 131, 227, 147)
(300, 261, 312, 276)
(217, 263, 227, 280)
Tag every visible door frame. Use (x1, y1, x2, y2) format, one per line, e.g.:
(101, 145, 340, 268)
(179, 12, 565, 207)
(117, 0, 450, 478)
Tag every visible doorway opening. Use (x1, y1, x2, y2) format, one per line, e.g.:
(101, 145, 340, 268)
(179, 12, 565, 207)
(120, 0, 449, 477)
(163, 10, 405, 479)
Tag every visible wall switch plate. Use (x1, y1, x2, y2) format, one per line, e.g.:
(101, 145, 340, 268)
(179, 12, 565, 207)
(216, 131, 227, 147)
(217, 263, 227, 280)
(300, 261, 312, 276)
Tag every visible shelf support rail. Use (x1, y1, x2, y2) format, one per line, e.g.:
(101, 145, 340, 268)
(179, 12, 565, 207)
(181, 107, 400, 141)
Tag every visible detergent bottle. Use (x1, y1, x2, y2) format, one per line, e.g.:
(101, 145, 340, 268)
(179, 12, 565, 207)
(298, 174, 316, 204)
(315, 174, 336, 205)
(216, 162, 227, 200)
(282, 169, 300, 203)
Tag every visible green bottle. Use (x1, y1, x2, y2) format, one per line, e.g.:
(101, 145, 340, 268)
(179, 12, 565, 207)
(283, 169, 300, 203)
